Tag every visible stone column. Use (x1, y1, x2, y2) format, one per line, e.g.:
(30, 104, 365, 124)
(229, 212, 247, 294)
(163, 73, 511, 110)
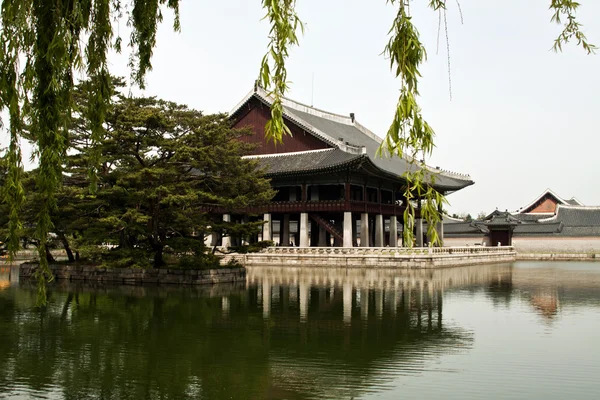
(343, 282, 353, 324)
(282, 214, 290, 246)
(222, 214, 231, 248)
(416, 199, 423, 247)
(299, 213, 309, 247)
(415, 218, 423, 247)
(389, 215, 398, 247)
(343, 211, 353, 248)
(262, 213, 272, 241)
(375, 214, 384, 247)
(360, 213, 369, 247)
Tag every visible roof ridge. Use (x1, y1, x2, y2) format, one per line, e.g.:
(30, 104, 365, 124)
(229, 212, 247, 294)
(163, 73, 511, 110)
(280, 96, 352, 123)
(557, 204, 600, 211)
(518, 188, 569, 213)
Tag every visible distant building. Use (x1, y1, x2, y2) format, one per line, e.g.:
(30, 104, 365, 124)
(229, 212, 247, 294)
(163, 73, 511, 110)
(444, 189, 600, 253)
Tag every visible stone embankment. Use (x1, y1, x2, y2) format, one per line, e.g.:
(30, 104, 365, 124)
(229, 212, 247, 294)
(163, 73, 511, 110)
(19, 263, 246, 285)
(232, 246, 516, 268)
(516, 253, 600, 261)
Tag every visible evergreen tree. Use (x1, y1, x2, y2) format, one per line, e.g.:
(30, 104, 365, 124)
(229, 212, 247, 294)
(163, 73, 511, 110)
(67, 82, 274, 268)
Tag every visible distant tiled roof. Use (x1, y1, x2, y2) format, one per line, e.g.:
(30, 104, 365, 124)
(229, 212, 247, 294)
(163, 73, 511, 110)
(518, 189, 584, 213)
(513, 222, 563, 235)
(565, 198, 582, 206)
(444, 222, 487, 235)
(231, 87, 474, 192)
(510, 205, 600, 236)
(245, 148, 363, 176)
(538, 206, 600, 236)
(513, 213, 550, 222)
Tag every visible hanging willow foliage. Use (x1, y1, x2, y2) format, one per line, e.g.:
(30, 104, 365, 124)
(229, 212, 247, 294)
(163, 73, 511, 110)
(259, 0, 304, 143)
(0, 0, 595, 304)
(377, 0, 594, 247)
(0, 0, 180, 305)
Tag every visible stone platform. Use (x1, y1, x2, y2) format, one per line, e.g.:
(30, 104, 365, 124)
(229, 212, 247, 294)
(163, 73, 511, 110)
(19, 263, 246, 285)
(228, 246, 516, 268)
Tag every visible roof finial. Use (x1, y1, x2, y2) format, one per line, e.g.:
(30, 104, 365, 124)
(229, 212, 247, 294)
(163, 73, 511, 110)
(350, 113, 355, 123)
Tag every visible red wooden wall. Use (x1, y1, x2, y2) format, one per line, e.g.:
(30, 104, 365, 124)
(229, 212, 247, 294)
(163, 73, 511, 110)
(528, 197, 558, 214)
(232, 98, 331, 155)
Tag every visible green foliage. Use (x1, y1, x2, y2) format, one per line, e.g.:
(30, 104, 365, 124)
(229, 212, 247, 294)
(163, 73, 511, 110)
(0, 0, 181, 305)
(259, 0, 304, 143)
(0, 0, 595, 303)
(230, 240, 274, 254)
(550, 0, 597, 54)
(64, 79, 273, 269)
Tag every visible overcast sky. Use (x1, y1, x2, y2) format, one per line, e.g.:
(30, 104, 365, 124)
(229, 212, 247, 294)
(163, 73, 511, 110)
(3, 0, 599, 215)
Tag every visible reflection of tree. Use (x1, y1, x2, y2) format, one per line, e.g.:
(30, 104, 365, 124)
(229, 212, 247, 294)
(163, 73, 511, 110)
(0, 285, 272, 399)
(0, 280, 474, 400)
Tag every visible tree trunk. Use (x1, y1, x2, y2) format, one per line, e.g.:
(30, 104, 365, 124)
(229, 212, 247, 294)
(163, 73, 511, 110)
(153, 245, 164, 268)
(45, 245, 56, 263)
(58, 232, 75, 262)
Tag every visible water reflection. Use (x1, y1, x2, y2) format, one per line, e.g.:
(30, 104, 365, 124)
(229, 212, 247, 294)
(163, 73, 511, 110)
(0, 262, 599, 400)
(0, 263, 19, 291)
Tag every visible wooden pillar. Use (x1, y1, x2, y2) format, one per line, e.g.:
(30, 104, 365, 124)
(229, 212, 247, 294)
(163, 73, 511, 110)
(282, 214, 290, 246)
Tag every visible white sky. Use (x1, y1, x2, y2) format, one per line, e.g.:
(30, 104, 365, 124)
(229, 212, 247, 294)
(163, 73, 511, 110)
(3, 0, 599, 216)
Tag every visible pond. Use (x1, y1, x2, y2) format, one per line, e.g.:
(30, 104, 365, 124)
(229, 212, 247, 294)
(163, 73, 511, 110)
(0, 261, 599, 400)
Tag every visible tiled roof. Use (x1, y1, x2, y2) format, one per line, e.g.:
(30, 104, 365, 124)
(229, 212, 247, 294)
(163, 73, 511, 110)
(231, 87, 474, 192)
(513, 213, 550, 222)
(285, 106, 472, 191)
(540, 206, 600, 236)
(510, 206, 600, 236)
(443, 222, 487, 235)
(246, 148, 363, 176)
(513, 223, 563, 234)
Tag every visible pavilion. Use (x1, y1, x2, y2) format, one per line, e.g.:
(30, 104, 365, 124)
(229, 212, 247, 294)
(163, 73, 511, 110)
(225, 85, 474, 248)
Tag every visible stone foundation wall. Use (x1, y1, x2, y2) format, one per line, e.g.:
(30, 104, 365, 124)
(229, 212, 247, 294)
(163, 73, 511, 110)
(19, 264, 246, 285)
(516, 253, 600, 261)
(237, 247, 516, 269)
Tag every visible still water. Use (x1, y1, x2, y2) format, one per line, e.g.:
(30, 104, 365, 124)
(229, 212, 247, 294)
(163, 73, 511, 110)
(0, 261, 599, 400)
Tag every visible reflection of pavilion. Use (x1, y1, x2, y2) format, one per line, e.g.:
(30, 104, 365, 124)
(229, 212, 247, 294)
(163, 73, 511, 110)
(240, 264, 511, 399)
(0, 263, 18, 290)
(246, 264, 513, 323)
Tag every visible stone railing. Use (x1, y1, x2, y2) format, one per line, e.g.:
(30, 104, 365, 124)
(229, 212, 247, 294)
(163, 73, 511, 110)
(260, 246, 515, 256)
(244, 245, 516, 268)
